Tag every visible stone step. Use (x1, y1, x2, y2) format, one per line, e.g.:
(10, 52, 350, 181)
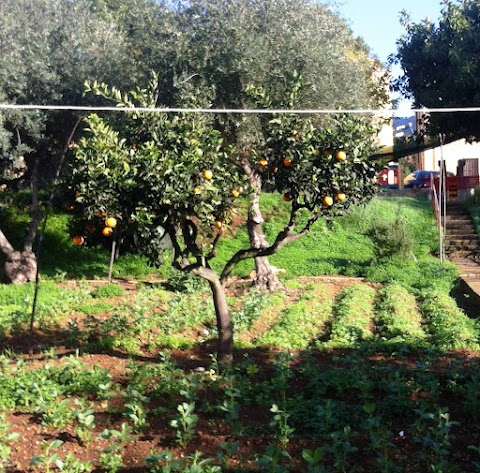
(446, 234, 479, 240)
(445, 216, 474, 223)
(445, 237, 480, 250)
(448, 250, 480, 259)
(446, 245, 480, 253)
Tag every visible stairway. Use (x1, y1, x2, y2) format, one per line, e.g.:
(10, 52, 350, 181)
(444, 202, 480, 277)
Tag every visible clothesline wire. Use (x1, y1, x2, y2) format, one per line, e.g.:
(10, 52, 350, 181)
(1, 103, 480, 115)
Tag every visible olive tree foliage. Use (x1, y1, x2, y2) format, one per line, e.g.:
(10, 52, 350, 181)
(170, 0, 388, 113)
(395, 0, 480, 141)
(0, 0, 131, 283)
(66, 75, 381, 361)
(87, 0, 179, 97)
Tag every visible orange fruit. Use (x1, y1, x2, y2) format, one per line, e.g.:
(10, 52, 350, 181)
(102, 227, 113, 237)
(72, 235, 84, 246)
(283, 195, 292, 202)
(283, 157, 293, 167)
(323, 150, 331, 157)
(231, 189, 240, 198)
(258, 159, 268, 167)
(193, 187, 202, 195)
(322, 196, 334, 207)
(336, 193, 346, 202)
(335, 150, 347, 161)
(105, 217, 117, 228)
(203, 169, 213, 180)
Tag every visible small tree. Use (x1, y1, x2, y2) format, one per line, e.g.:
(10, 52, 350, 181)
(67, 77, 381, 362)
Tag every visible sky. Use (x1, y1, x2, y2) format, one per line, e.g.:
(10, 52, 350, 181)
(334, 0, 443, 112)
(335, 0, 443, 64)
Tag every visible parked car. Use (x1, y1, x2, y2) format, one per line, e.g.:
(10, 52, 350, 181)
(404, 170, 440, 188)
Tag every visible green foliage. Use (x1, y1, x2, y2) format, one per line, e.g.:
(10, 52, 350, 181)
(375, 284, 427, 343)
(0, 0, 131, 189)
(368, 214, 414, 261)
(257, 285, 333, 348)
(170, 402, 198, 448)
(91, 284, 124, 299)
(366, 257, 459, 293)
(420, 290, 479, 350)
(0, 413, 20, 471)
(395, 1, 480, 140)
(249, 80, 382, 216)
(329, 285, 376, 345)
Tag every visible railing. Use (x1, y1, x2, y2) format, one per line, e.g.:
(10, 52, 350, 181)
(433, 175, 480, 192)
(431, 174, 445, 264)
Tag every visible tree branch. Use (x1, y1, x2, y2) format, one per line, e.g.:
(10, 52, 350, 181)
(220, 204, 320, 283)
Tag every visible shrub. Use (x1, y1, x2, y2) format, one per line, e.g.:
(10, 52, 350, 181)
(368, 214, 414, 261)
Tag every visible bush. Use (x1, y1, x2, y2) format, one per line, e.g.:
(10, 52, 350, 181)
(368, 214, 414, 261)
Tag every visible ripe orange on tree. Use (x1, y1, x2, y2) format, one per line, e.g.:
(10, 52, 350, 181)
(72, 235, 84, 246)
(231, 189, 240, 198)
(322, 196, 334, 207)
(105, 217, 117, 228)
(336, 193, 346, 202)
(335, 150, 347, 161)
(283, 195, 292, 202)
(102, 227, 113, 237)
(258, 159, 268, 167)
(203, 169, 213, 180)
(323, 150, 331, 157)
(283, 157, 293, 167)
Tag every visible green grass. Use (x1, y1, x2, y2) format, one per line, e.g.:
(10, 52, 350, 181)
(213, 195, 441, 280)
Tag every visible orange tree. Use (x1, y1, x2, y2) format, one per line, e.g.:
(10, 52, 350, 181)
(66, 77, 381, 362)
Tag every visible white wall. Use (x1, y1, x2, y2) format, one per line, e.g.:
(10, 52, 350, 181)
(423, 139, 480, 174)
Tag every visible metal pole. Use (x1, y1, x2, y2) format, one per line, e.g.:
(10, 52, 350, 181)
(108, 235, 116, 284)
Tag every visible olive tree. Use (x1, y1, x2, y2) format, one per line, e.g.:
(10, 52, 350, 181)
(66, 76, 381, 361)
(0, 0, 131, 283)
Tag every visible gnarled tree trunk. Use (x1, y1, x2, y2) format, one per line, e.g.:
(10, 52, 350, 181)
(0, 229, 37, 284)
(242, 159, 283, 292)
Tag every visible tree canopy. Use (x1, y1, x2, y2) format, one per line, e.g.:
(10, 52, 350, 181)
(395, 0, 480, 142)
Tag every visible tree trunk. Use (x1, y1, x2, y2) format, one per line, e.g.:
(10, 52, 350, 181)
(0, 229, 37, 284)
(244, 161, 284, 292)
(193, 266, 234, 365)
(209, 278, 234, 365)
